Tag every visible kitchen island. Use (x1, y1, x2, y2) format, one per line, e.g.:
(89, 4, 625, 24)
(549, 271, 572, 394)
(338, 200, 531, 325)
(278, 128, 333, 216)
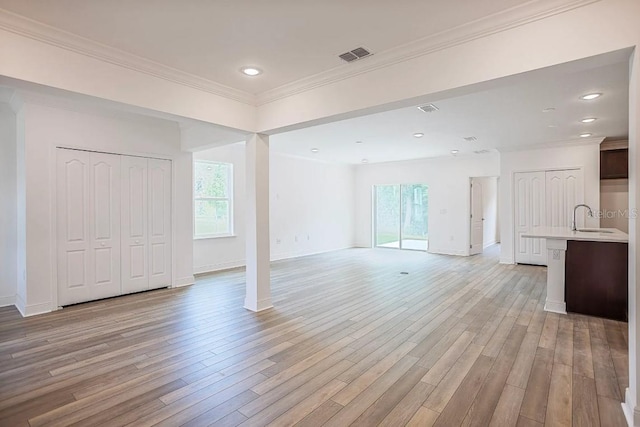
(522, 226, 628, 321)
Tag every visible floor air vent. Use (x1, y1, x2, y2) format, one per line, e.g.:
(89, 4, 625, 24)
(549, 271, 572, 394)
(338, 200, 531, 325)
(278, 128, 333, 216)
(339, 47, 372, 63)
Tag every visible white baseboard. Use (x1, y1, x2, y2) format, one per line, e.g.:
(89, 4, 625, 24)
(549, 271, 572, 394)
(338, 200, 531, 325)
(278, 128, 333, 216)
(194, 260, 245, 275)
(244, 297, 273, 312)
(271, 245, 355, 262)
(0, 295, 16, 307)
(428, 248, 467, 256)
(623, 388, 639, 426)
(15, 297, 52, 317)
(544, 299, 567, 315)
(174, 275, 195, 288)
(194, 245, 357, 276)
(483, 240, 497, 249)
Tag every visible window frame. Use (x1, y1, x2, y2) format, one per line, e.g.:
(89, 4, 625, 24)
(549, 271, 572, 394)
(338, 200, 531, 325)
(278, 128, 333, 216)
(193, 160, 234, 239)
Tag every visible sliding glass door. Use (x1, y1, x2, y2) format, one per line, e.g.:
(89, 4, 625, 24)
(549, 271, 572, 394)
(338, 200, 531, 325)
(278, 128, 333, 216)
(374, 184, 428, 251)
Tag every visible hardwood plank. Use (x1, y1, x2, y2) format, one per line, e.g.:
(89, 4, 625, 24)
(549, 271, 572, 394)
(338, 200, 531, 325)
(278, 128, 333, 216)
(520, 347, 554, 423)
(489, 384, 526, 427)
(545, 363, 573, 427)
(572, 374, 600, 427)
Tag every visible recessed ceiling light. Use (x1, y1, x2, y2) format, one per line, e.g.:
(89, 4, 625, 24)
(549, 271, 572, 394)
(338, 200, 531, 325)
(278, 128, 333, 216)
(451, 150, 459, 155)
(310, 148, 319, 153)
(413, 133, 424, 138)
(361, 159, 369, 164)
(548, 124, 558, 128)
(355, 140, 363, 144)
(542, 107, 556, 113)
(241, 67, 262, 76)
(581, 118, 597, 123)
(581, 93, 601, 100)
(579, 133, 592, 138)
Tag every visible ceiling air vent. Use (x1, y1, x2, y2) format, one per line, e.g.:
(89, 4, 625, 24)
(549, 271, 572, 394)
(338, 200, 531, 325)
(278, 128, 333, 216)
(464, 136, 478, 142)
(417, 104, 439, 113)
(473, 149, 491, 154)
(339, 47, 372, 63)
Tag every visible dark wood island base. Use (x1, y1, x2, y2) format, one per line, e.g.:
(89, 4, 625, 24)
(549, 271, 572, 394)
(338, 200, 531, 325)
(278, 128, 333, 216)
(565, 240, 628, 321)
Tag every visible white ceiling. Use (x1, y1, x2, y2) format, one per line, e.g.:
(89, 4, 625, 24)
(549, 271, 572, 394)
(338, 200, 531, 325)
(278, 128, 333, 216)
(270, 54, 629, 164)
(0, 0, 535, 94)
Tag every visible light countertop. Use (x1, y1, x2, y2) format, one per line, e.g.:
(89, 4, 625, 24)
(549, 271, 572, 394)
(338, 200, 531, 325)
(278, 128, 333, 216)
(522, 226, 628, 243)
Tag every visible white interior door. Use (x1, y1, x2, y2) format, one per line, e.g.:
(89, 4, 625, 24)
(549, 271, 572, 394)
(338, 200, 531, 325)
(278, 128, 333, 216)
(148, 158, 172, 289)
(470, 179, 483, 255)
(546, 169, 584, 229)
(514, 171, 546, 265)
(57, 149, 121, 305)
(89, 152, 122, 301)
(121, 156, 149, 294)
(57, 149, 91, 305)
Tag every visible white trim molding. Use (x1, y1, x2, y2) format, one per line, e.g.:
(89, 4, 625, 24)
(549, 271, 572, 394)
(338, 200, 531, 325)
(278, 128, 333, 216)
(0, 8, 254, 105)
(0, 295, 16, 308)
(256, 0, 601, 105)
(623, 388, 640, 427)
(0, 1, 600, 108)
(174, 275, 196, 288)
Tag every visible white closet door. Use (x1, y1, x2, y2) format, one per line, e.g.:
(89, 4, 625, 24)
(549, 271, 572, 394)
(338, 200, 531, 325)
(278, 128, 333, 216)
(57, 149, 91, 305)
(148, 158, 172, 289)
(514, 171, 546, 265)
(546, 169, 584, 229)
(57, 149, 121, 305)
(89, 152, 122, 301)
(121, 156, 149, 294)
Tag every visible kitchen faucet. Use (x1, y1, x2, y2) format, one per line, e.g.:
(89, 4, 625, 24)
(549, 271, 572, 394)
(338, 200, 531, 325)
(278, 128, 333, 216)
(572, 204, 593, 231)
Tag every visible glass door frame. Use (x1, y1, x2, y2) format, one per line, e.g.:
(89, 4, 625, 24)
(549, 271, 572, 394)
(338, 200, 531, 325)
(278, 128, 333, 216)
(373, 183, 428, 251)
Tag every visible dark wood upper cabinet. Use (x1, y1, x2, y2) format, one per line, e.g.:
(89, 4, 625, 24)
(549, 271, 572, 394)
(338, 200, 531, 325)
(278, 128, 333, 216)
(600, 148, 628, 179)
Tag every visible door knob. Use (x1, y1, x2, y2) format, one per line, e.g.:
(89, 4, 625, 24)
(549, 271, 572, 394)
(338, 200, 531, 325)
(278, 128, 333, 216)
(101, 242, 105, 246)
(135, 240, 140, 244)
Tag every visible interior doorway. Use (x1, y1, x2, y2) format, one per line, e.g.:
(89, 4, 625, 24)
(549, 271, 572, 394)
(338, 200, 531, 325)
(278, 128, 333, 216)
(470, 177, 500, 255)
(374, 184, 428, 251)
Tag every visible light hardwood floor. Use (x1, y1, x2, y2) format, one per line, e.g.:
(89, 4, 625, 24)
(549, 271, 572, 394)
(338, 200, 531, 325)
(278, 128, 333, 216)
(0, 246, 629, 426)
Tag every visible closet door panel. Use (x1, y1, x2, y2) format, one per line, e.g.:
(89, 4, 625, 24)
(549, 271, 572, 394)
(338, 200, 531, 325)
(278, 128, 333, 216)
(89, 152, 121, 300)
(121, 156, 149, 294)
(57, 149, 91, 305)
(529, 174, 546, 265)
(148, 158, 172, 289)
(514, 171, 546, 266)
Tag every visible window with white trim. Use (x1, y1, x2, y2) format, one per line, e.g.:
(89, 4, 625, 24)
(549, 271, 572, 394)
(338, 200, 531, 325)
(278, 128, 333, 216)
(194, 160, 233, 238)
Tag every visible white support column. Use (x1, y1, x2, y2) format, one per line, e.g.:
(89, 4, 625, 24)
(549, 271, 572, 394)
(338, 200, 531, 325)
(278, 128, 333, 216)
(244, 133, 273, 312)
(624, 49, 640, 427)
(544, 238, 568, 315)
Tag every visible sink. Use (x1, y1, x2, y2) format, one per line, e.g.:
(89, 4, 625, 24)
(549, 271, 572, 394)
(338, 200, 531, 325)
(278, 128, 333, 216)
(577, 228, 614, 234)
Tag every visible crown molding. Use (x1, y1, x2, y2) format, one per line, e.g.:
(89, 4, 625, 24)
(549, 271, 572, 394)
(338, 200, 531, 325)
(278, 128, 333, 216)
(497, 137, 605, 153)
(0, 8, 255, 106)
(0, 0, 600, 110)
(256, 0, 601, 106)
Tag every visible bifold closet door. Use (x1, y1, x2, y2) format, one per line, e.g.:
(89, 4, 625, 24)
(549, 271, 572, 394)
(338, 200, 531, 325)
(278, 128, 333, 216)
(546, 169, 584, 228)
(148, 158, 172, 289)
(121, 156, 149, 294)
(57, 149, 122, 306)
(121, 156, 172, 294)
(514, 171, 546, 266)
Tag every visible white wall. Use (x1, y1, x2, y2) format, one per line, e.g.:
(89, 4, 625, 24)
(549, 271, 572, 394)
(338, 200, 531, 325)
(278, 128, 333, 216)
(354, 154, 500, 256)
(601, 179, 629, 232)
(193, 144, 356, 273)
(0, 103, 17, 306)
(474, 176, 499, 248)
(499, 142, 601, 264)
(17, 101, 194, 316)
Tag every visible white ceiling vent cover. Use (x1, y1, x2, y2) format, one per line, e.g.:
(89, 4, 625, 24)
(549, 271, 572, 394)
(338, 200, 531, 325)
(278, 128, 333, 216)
(339, 47, 372, 63)
(464, 136, 478, 142)
(417, 104, 439, 113)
